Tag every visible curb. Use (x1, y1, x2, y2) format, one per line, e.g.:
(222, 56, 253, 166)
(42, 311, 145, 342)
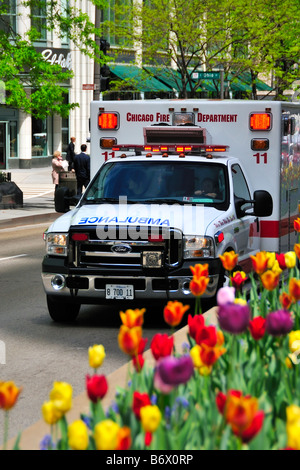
(0, 212, 61, 230)
(6, 308, 218, 450)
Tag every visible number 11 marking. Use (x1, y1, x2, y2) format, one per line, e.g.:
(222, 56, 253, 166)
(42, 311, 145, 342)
(253, 152, 268, 164)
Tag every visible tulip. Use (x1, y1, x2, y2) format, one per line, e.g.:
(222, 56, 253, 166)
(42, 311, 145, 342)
(289, 331, 300, 354)
(163, 301, 189, 327)
(294, 218, 300, 232)
(88, 344, 106, 370)
(42, 400, 63, 425)
(190, 345, 213, 376)
(217, 286, 236, 306)
(118, 325, 143, 357)
(155, 355, 194, 386)
(119, 308, 146, 328)
(217, 303, 250, 334)
(133, 354, 145, 372)
(94, 419, 120, 450)
(219, 251, 238, 272)
(199, 342, 226, 367)
(266, 310, 294, 336)
(250, 251, 269, 274)
(190, 263, 209, 278)
(280, 292, 294, 310)
(289, 278, 300, 301)
(248, 316, 266, 341)
(0, 381, 21, 411)
(188, 314, 205, 340)
(140, 405, 162, 434)
(86, 375, 108, 403)
(294, 243, 300, 260)
(68, 420, 89, 451)
(276, 253, 287, 270)
(49, 382, 73, 414)
(195, 324, 218, 347)
(132, 391, 152, 419)
(266, 251, 276, 269)
(231, 271, 247, 289)
(150, 333, 174, 360)
(260, 270, 280, 291)
(286, 405, 300, 450)
(117, 426, 131, 450)
(189, 276, 209, 297)
(285, 252, 296, 269)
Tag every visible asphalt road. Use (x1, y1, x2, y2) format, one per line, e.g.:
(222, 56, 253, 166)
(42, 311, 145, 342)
(0, 223, 171, 446)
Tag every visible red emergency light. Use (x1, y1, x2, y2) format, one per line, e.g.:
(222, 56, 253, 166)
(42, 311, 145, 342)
(98, 112, 119, 130)
(111, 144, 229, 154)
(249, 113, 272, 131)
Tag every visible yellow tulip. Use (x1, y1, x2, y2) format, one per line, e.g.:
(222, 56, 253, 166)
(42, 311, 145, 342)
(190, 345, 212, 376)
(120, 308, 146, 328)
(88, 344, 106, 369)
(68, 420, 89, 450)
(41, 400, 63, 425)
(285, 252, 296, 269)
(289, 331, 300, 354)
(140, 405, 162, 433)
(49, 382, 73, 414)
(287, 405, 300, 425)
(287, 405, 300, 450)
(266, 252, 276, 269)
(94, 419, 120, 450)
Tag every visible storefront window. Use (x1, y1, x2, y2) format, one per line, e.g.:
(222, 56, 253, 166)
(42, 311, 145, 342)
(32, 118, 47, 156)
(9, 121, 17, 158)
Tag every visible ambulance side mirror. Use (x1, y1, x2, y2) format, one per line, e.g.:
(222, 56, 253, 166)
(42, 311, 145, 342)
(252, 190, 273, 217)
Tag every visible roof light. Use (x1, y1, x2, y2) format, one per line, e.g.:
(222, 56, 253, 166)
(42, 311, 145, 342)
(250, 112, 272, 131)
(98, 112, 119, 130)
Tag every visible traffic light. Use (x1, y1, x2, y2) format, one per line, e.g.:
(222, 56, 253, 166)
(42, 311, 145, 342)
(100, 38, 110, 55)
(100, 64, 110, 92)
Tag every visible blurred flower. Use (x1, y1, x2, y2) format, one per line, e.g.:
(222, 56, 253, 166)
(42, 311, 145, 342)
(276, 253, 287, 270)
(191, 331, 226, 372)
(40, 434, 55, 451)
(231, 271, 247, 289)
(250, 251, 269, 275)
(120, 308, 146, 328)
(248, 316, 266, 341)
(49, 382, 73, 414)
(260, 270, 280, 291)
(188, 314, 205, 340)
(219, 251, 238, 272)
(88, 344, 106, 370)
(218, 303, 250, 334)
(289, 331, 300, 354)
(86, 375, 108, 403)
(0, 381, 21, 411)
(150, 333, 174, 361)
(190, 263, 209, 278)
(266, 251, 276, 269)
(195, 324, 218, 347)
(140, 405, 162, 434)
(289, 278, 300, 302)
(285, 252, 296, 269)
(117, 426, 131, 450)
(163, 301, 189, 327)
(132, 391, 151, 419)
(132, 354, 145, 372)
(286, 405, 300, 450)
(118, 325, 143, 357)
(68, 420, 89, 451)
(42, 401, 63, 425)
(217, 286, 235, 306)
(280, 292, 294, 310)
(190, 276, 209, 297)
(294, 243, 300, 259)
(294, 218, 300, 232)
(216, 390, 264, 443)
(94, 419, 120, 450)
(266, 310, 294, 336)
(155, 355, 194, 386)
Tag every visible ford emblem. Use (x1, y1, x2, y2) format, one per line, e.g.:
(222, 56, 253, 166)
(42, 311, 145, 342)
(111, 244, 132, 254)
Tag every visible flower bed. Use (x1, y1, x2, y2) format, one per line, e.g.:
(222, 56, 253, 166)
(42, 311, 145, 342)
(3, 225, 300, 450)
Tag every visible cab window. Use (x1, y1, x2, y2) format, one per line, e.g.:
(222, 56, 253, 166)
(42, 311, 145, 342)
(231, 164, 252, 210)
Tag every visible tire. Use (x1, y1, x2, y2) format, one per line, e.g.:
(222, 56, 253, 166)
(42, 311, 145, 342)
(47, 295, 81, 323)
(54, 186, 70, 213)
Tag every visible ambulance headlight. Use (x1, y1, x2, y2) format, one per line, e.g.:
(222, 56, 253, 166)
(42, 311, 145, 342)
(183, 236, 214, 259)
(46, 233, 68, 256)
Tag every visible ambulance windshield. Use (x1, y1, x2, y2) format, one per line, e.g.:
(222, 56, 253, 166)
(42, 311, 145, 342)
(82, 160, 229, 209)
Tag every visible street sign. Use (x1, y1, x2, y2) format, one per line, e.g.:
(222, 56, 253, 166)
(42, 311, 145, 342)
(82, 84, 95, 90)
(192, 71, 220, 80)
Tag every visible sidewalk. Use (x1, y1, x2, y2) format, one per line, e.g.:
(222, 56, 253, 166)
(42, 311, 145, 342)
(0, 166, 60, 229)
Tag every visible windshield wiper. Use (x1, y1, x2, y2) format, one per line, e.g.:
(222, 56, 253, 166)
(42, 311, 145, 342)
(142, 198, 185, 204)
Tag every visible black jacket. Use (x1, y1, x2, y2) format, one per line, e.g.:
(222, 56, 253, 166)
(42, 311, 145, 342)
(74, 152, 90, 180)
(66, 141, 75, 163)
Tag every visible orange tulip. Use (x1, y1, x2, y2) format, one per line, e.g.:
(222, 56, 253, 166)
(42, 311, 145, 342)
(190, 263, 209, 279)
(224, 393, 264, 443)
(294, 218, 300, 232)
(289, 278, 300, 302)
(280, 292, 294, 310)
(219, 251, 238, 272)
(163, 301, 189, 327)
(260, 270, 280, 291)
(120, 308, 146, 328)
(118, 325, 143, 357)
(190, 276, 209, 297)
(0, 381, 22, 411)
(294, 243, 300, 260)
(250, 251, 269, 275)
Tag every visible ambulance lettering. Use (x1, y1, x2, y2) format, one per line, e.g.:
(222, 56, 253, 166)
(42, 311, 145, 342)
(78, 216, 170, 226)
(197, 113, 238, 123)
(214, 214, 236, 228)
(127, 113, 154, 122)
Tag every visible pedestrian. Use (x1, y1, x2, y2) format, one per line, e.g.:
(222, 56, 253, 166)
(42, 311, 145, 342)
(51, 150, 64, 187)
(74, 144, 90, 196)
(66, 137, 76, 171)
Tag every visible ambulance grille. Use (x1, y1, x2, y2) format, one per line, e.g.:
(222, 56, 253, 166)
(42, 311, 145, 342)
(70, 226, 183, 270)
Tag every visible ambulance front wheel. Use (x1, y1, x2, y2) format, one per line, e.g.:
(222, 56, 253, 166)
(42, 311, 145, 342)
(47, 295, 81, 323)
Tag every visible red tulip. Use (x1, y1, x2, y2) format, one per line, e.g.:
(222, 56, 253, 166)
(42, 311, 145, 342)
(132, 391, 151, 419)
(248, 316, 266, 341)
(188, 314, 205, 340)
(86, 375, 108, 403)
(150, 333, 174, 360)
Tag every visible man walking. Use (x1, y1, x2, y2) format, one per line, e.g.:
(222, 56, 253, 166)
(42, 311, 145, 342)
(66, 137, 76, 171)
(74, 144, 90, 196)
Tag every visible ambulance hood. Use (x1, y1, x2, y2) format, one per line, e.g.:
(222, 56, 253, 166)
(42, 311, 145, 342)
(49, 203, 225, 236)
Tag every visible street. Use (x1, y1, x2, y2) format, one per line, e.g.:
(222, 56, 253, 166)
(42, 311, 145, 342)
(0, 223, 171, 446)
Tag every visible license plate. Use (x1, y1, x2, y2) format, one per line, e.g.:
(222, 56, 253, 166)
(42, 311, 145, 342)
(105, 284, 134, 300)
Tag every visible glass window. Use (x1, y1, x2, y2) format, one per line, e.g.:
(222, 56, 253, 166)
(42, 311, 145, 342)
(31, 0, 47, 42)
(0, 0, 17, 35)
(9, 121, 17, 158)
(32, 118, 47, 156)
(60, 0, 70, 45)
(231, 163, 252, 210)
(102, 0, 133, 48)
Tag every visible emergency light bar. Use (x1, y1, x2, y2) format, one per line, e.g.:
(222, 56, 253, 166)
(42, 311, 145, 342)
(112, 144, 229, 154)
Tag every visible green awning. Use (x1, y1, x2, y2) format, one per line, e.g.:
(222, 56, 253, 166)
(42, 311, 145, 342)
(109, 64, 172, 92)
(143, 66, 194, 92)
(237, 72, 272, 91)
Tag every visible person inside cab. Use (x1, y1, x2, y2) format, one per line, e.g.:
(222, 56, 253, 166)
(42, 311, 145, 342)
(194, 178, 218, 198)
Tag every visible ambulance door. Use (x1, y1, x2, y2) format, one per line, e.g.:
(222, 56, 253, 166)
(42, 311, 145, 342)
(230, 163, 258, 272)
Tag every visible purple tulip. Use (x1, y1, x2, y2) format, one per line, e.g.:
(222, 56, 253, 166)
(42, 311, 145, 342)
(266, 310, 294, 336)
(217, 303, 250, 334)
(156, 355, 194, 386)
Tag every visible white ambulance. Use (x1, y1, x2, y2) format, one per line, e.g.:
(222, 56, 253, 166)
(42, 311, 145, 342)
(42, 99, 300, 322)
